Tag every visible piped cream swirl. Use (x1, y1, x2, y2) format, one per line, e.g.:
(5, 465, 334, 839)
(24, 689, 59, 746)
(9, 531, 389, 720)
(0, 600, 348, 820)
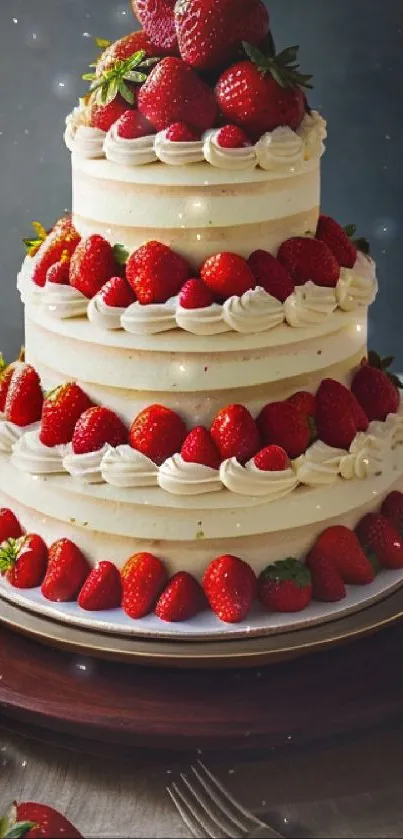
(294, 441, 347, 487)
(219, 458, 298, 498)
(41, 283, 89, 319)
(12, 430, 68, 474)
(203, 130, 257, 170)
(158, 454, 222, 495)
(104, 124, 157, 166)
(175, 303, 230, 336)
(121, 300, 177, 334)
(223, 287, 285, 333)
(336, 254, 378, 311)
(101, 445, 158, 488)
(65, 124, 106, 159)
(155, 131, 204, 165)
(255, 127, 304, 172)
(63, 444, 110, 484)
(0, 421, 38, 455)
(284, 282, 337, 327)
(87, 295, 124, 330)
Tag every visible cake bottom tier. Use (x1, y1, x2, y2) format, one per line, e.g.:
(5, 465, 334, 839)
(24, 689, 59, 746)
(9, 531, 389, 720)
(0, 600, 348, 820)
(1, 455, 402, 579)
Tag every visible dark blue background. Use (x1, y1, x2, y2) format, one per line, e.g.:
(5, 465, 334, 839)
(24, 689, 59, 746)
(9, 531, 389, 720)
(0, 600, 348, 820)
(1, 0, 402, 361)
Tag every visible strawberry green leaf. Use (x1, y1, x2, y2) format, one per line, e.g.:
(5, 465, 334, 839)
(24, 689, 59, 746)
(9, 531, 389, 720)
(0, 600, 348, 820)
(113, 244, 129, 266)
(344, 223, 357, 238)
(95, 37, 112, 49)
(117, 80, 135, 104)
(243, 40, 313, 90)
(367, 350, 382, 369)
(381, 355, 395, 370)
(0, 354, 6, 375)
(3, 822, 38, 839)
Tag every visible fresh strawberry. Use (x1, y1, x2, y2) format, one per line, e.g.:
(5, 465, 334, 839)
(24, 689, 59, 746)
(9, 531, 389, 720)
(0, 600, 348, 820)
(122, 552, 167, 618)
(114, 109, 155, 139)
(351, 352, 401, 422)
(306, 552, 346, 602)
(253, 445, 289, 471)
(181, 426, 221, 469)
(210, 404, 260, 464)
(5, 364, 43, 427)
(45, 259, 70, 285)
(96, 30, 164, 77)
(31, 218, 80, 288)
(0, 534, 48, 589)
(203, 554, 256, 623)
(165, 122, 200, 142)
(99, 276, 135, 308)
(69, 235, 123, 299)
(356, 513, 403, 570)
(132, 0, 178, 52)
(258, 558, 312, 613)
(0, 508, 23, 544)
(41, 539, 90, 602)
(0, 350, 25, 413)
(129, 404, 187, 466)
(215, 125, 252, 148)
(201, 253, 255, 300)
(215, 42, 311, 139)
(78, 561, 122, 611)
(126, 240, 190, 304)
(155, 571, 206, 621)
(39, 383, 94, 447)
(175, 0, 269, 71)
(178, 278, 214, 309)
(90, 95, 134, 131)
(315, 378, 369, 450)
(287, 390, 316, 421)
(1, 800, 82, 839)
(381, 491, 403, 537)
(277, 237, 340, 288)
(138, 57, 217, 132)
(72, 407, 128, 455)
(257, 401, 311, 459)
(316, 215, 357, 268)
(247, 250, 295, 302)
(308, 526, 375, 585)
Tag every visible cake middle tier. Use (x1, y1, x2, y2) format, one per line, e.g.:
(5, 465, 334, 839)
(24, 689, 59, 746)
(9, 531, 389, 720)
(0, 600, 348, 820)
(25, 306, 366, 425)
(71, 155, 320, 264)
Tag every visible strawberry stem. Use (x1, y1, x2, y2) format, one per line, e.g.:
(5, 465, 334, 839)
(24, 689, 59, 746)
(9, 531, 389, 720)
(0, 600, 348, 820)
(83, 50, 160, 106)
(242, 41, 313, 90)
(0, 538, 24, 574)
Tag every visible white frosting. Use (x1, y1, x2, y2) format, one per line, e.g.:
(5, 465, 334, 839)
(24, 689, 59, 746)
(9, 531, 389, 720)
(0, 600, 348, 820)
(340, 429, 392, 480)
(87, 295, 124, 330)
(284, 282, 337, 327)
(42, 283, 88, 319)
(101, 445, 158, 488)
(12, 430, 68, 475)
(203, 130, 257, 170)
(63, 444, 110, 484)
(298, 110, 328, 159)
(0, 420, 38, 454)
(104, 124, 157, 166)
(158, 453, 222, 495)
(336, 253, 378, 312)
(65, 123, 106, 159)
(121, 299, 177, 335)
(255, 127, 304, 172)
(294, 441, 347, 487)
(175, 303, 230, 336)
(219, 457, 298, 498)
(223, 287, 285, 333)
(155, 130, 204, 165)
(17, 256, 44, 304)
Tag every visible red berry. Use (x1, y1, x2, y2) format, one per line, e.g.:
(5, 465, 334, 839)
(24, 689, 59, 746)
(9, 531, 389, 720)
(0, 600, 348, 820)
(138, 57, 217, 132)
(253, 445, 289, 471)
(316, 215, 357, 269)
(96, 30, 166, 77)
(309, 526, 375, 586)
(203, 554, 256, 623)
(248, 250, 295, 302)
(72, 407, 128, 454)
(277, 237, 340, 288)
(69, 235, 120, 299)
(351, 353, 400, 422)
(181, 426, 221, 469)
(315, 378, 369, 450)
(0, 509, 23, 544)
(155, 571, 206, 621)
(306, 552, 346, 602)
(0, 533, 48, 589)
(6, 801, 83, 838)
(131, 0, 178, 52)
(287, 390, 316, 421)
(126, 240, 190, 305)
(90, 94, 135, 132)
(5, 364, 43, 427)
(99, 276, 136, 308)
(122, 552, 167, 618)
(356, 513, 403, 570)
(46, 258, 70, 285)
(201, 252, 255, 301)
(39, 383, 94, 448)
(31, 217, 81, 287)
(78, 561, 122, 611)
(165, 122, 201, 141)
(178, 278, 214, 309)
(258, 559, 312, 613)
(381, 491, 403, 537)
(216, 125, 251, 148)
(114, 108, 155, 138)
(210, 404, 261, 464)
(130, 404, 187, 466)
(41, 538, 90, 602)
(257, 401, 311, 459)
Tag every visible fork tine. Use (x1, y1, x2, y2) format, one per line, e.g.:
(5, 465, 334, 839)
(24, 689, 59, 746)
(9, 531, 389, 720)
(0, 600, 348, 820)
(194, 762, 266, 831)
(179, 771, 243, 839)
(167, 783, 206, 839)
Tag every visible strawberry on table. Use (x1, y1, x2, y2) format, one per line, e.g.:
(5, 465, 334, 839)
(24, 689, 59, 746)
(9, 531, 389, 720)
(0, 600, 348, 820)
(99, 276, 136, 308)
(126, 240, 191, 304)
(5, 364, 43, 427)
(130, 404, 187, 466)
(181, 426, 221, 469)
(203, 554, 256, 623)
(41, 539, 90, 602)
(381, 491, 403, 537)
(0, 508, 23, 544)
(308, 526, 375, 585)
(277, 237, 340, 288)
(253, 445, 290, 472)
(306, 552, 346, 603)
(287, 391, 316, 422)
(138, 57, 217, 132)
(114, 109, 155, 139)
(0, 534, 48, 589)
(0, 800, 82, 839)
(155, 571, 206, 621)
(178, 278, 215, 310)
(356, 513, 403, 570)
(132, 0, 178, 52)
(165, 122, 201, 142)
(215, 42, 311, 139)
(315, 378, 369, 450)
(201, 253, 255, 301)
(247, 250, 295, 302)
(69, 235, 124, 299)
(78, 561, 122, 611)
(39, 383, 94, 447)
(351, 352, 401, 422)
(258, 558, 312, 613)
(210, 404, 261, 464)
(316, 215, 357, 268)
(175, 0, 269, 71)
(122, 551, 167, 618)
(257, 401, 311, 459)
(215, 125, 252, 149)
(72, 407, 128, 455)
(29, 217, 80, 288)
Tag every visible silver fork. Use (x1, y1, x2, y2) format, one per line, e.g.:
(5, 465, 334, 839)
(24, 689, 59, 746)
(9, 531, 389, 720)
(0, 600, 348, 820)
(167, 760, 284, 839)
